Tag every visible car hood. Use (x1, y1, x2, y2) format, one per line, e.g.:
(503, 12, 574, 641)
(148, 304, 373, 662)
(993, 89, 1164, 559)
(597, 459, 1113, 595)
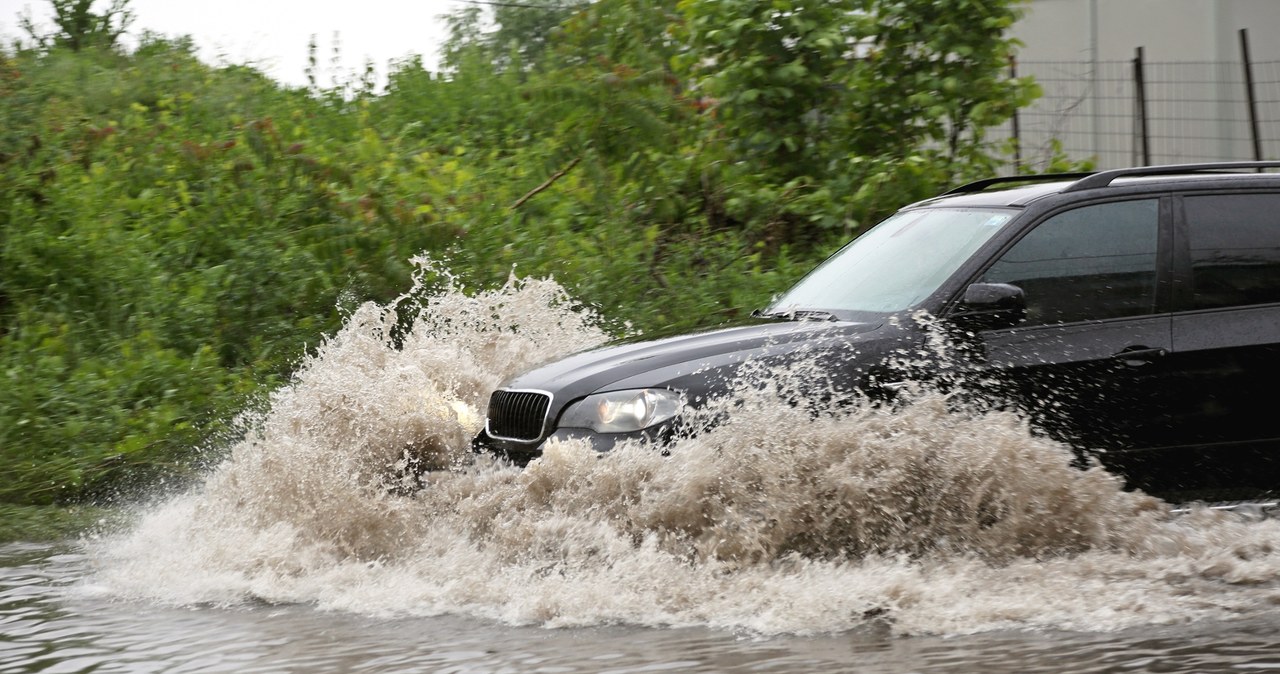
(500, 318, 888, 413)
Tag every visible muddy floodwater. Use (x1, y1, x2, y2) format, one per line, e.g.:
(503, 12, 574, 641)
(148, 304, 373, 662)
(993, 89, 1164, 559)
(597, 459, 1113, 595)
(5, 542, 1280, 673)
(6, 265, 1280, 672)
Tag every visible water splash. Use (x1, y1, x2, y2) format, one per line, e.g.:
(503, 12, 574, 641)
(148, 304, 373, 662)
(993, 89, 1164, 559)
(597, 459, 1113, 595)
(89, 261, 1280, 635)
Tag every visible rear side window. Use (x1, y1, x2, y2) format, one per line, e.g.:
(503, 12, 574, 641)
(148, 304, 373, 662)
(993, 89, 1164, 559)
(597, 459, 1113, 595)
(981, 200, 1160, 326)
(1184, 194, 1280, 310)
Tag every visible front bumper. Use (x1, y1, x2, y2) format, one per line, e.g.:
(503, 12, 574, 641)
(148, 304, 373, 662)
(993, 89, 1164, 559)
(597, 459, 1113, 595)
(472, 423, 678, 466)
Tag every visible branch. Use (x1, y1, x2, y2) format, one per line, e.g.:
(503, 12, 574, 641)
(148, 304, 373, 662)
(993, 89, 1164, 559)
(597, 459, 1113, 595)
(510, 156, 581, 211)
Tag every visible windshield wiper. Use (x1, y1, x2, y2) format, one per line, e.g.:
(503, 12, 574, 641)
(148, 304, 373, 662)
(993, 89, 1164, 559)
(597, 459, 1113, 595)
(752, 308, 840, 322)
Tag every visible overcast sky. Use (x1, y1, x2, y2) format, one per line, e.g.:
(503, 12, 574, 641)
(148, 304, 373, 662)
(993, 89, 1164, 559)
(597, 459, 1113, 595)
(0, 0, 465, 86)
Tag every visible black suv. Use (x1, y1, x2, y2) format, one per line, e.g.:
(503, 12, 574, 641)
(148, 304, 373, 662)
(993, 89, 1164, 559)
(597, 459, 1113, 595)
(474, 163, 1280, 502)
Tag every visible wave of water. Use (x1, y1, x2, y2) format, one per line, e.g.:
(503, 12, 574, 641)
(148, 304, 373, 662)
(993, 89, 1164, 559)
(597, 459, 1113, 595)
(87, 261, 1280, 636)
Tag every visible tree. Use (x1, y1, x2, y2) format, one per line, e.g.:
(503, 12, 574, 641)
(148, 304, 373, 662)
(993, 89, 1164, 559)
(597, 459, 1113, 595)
(434, 0, 1040, 240)
(439, 0, 589, 75)
(491, 0, 589, 71)
(19, 0, 134, 52)
(845, 0, 1036, 164)
(678, 0, 870, 180)
(678, 0, 1035, 180)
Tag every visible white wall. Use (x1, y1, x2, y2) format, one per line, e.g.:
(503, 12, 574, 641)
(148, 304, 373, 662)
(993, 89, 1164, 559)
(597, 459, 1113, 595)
(1012, 0, 1280, 63)
(1004, 0, 1280, 168)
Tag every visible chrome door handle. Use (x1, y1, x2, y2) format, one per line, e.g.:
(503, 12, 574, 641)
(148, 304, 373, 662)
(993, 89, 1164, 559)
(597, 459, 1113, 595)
(1112, 346, 1167, 366)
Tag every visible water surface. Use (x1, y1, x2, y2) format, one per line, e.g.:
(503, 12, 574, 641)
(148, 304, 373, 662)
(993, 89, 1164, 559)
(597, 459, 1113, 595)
(7, 265, 1280, 671)
(5, 543, 1280, 673)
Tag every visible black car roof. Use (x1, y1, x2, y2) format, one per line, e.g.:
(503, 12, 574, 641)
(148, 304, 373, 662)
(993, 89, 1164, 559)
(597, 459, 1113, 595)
(908, 161, 1280, 210)
(908, 182, 1071, 209)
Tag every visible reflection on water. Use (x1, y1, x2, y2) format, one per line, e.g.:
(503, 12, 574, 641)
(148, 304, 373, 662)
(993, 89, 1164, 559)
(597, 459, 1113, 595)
(5, 543, 1280, 673)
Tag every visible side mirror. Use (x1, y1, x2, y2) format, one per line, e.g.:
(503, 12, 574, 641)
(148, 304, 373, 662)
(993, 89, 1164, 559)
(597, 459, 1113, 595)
(952, 282, 1027, 330)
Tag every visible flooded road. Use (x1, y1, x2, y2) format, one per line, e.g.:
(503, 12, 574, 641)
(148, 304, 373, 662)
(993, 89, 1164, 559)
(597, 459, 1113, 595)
(6, 266, 1280, 671)
(5, 542, 1280, 673)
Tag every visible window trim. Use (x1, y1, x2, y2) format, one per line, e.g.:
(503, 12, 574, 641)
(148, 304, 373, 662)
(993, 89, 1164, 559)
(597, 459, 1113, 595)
(946, 195, 1174, 329)
(1171, 189, 1280, 314)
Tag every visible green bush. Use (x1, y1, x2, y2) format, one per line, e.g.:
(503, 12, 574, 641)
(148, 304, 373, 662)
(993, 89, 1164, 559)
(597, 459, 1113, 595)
(0, 0, 1062, 513)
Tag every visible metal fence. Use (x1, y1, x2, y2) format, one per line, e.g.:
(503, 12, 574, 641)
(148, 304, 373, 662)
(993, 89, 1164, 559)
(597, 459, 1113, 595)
(997, 44, 1280, 171)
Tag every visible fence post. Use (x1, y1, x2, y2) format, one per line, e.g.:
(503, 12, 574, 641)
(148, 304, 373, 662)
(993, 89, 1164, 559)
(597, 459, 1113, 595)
(1240, 28, 1263, 164)
(1133, 46, 1150, 166)
(1009, 56, 1022, 172)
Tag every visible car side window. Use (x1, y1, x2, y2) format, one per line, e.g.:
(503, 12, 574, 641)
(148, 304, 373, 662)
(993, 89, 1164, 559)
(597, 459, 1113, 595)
(980, 199, 1160, 326)
(1184, 193, 1280, 310)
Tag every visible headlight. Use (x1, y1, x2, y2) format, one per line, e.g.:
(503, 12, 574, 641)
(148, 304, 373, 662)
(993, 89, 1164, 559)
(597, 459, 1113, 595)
(558, 389, 684, 434)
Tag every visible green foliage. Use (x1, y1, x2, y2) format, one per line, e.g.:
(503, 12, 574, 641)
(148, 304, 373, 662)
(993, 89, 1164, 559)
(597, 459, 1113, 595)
(0, 0, 1075, 518)
(19, 0, 134, 52)
(845, 0, 1035, 161)
(0, 503, 115, 542)
(678, 0, 1037, 236)
(679, 0, 869, 179)
(490, 0, 589, 71)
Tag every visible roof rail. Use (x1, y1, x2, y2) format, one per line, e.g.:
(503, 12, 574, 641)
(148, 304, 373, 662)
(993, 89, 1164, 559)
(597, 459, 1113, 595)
(1062, 161, 1280, 192)
(942, 172, 1095, 195)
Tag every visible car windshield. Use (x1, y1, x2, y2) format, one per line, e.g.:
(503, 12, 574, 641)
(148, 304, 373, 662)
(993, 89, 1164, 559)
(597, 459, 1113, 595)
(767, 207, 1015, 317)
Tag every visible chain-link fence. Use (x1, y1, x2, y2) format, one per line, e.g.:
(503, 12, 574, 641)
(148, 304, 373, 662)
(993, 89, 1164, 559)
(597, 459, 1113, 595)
(996, 54, 1280, 171)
